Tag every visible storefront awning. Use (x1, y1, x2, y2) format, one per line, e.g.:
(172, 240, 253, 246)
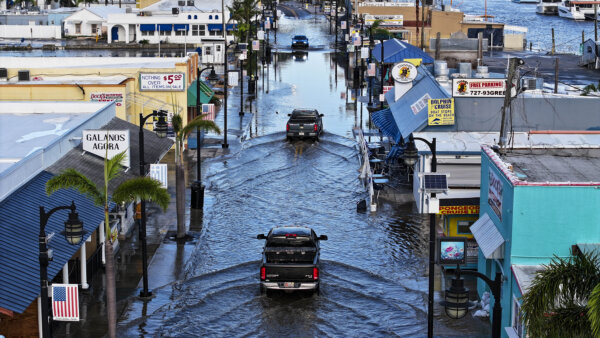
(187, 79, 215, 106)
(174, 24, 189, 31)
(140, 24, 156, 32)
(470, 213, 505, 259)
(158, 24, 173, 31)
(207, 23, 237, 31)
(371, 107, 401, 143)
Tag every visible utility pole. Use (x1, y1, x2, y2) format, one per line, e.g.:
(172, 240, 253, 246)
(499, 58, 517, 152)
(421, 0, 425, 50)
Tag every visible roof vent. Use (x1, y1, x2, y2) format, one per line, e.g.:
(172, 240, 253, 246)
(178, 0, 185, 6)
(18, 70, 30, 81)
(0, 68, 7, 81)
(172, 7, 179, 14)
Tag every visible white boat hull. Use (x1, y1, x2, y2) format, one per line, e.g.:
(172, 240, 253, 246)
(558, 5, 586, 19)
(536, 3, 558, 14)
(513, 0, 539, 3)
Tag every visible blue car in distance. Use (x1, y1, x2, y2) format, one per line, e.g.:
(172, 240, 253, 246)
(292, 35, 309, 49)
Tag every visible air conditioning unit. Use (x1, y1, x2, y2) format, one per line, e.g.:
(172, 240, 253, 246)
(18, 70, 30, 81)
(178, 0, 185, 6)
(125, 7, 132, 13)
(0, 68, 7, 81)
(172, 7, 180, 14)
(521, 77, 543, 91)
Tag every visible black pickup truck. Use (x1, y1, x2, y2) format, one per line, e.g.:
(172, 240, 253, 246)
(257, 226, 327, 294)
(286, 109, 324, 141)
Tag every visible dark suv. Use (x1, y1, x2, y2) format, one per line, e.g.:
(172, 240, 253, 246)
(292, 35, 309, 49)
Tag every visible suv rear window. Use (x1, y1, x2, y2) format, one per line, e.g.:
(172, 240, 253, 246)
(268, 236, 315, 247)
(291, 110, 317, 118)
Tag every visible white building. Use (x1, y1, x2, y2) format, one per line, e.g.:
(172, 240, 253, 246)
(64, 6, 127, 37)
(105, 0, 236, 64)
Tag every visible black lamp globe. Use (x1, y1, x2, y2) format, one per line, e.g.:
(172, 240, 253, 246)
(403, 140, 419, 166)
(154, 113, 169, 138)
(206, 68, 219, 85)
(441, 277, 473, 319)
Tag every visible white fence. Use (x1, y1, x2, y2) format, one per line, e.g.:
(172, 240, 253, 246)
(355, 128, 377, 212)
(0, 25, 62, 39)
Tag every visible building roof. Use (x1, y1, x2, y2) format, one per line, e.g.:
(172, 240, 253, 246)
(512, 264, 544, 296)
(143, 0, 234, 12)
(371, 38, 434, 64)
(0, 56, 189, 70)
(46, 117, 174, 192)
(0, 101, 108, 175)
(483, 144, 600, 186)
(1, 75, 129, 85)
(0, 171, 107, 314)
(383, 66, 450, 141)
(86, 6, 127, 19)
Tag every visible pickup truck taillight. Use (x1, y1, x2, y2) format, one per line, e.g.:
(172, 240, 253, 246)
(313, 267, 319, 280)
(313, 124, 318, 132)
(286, 123, 290, 131)
(261, 267, 266, 280)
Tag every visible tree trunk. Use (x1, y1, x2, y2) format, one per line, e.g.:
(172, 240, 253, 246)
(176, 162, 186, 238)
(104, 238, 117, 338)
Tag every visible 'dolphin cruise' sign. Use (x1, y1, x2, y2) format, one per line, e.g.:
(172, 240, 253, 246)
(82, 130, 130, 168)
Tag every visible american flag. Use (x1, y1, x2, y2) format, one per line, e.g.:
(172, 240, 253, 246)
(52, 284, 79, 321)
(252, 40, 260, 51)
(367, 63, 376, 77)
(202, 103, 215, 121)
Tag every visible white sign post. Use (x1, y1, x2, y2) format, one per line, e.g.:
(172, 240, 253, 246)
(139, 73, 185, 91)
(82, 130, 130, 167)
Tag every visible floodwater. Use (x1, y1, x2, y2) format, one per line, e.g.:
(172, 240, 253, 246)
(116, 10, 490, 338)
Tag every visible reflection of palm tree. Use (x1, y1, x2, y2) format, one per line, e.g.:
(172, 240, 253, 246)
(521, 249, 600, 337)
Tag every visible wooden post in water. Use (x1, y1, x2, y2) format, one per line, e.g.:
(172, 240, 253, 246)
(595, 4, 598, 43)
(554, 58, 559, 94)
(551, 28, 555, 55)
(582, 30, 585, 45)
(435, 32, 441, 60)
(477, 32, 483, 65)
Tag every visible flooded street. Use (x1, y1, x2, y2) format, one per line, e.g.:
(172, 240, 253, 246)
(116, 10, 490, 338)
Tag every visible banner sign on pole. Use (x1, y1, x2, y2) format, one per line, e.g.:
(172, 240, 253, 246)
(150, 164, 168, 188)
(341, 21, 346, 29)
(201, 103, 216, 121)
(352, 35, 362, 46)
(428, 98, 455, 126)
(265, 20, 271, 30)
(82, 130, 130, 167)
(252, 40, 260, 51)
(52, 284, 79, 322)
(228, 72, 239, 86)
(361, 47, 369, 59)
(257, 30, 264, 40)
(367, 63, 376, 77)
(139, 73, 185, 91)
(452, 78, 507, 97)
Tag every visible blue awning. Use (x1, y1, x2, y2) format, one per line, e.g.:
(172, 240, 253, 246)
(207, 23, 237, 31)
(158, 24, 172, 31)
(385, 66, 450, 141)
(372, 38, 434, 64)
(371, 108, 401, 143)
(140, 24, 156, 32)
(0, 171, 107, 314)
(174, 24, 189, 31)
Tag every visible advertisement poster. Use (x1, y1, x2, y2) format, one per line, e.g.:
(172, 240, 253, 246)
(428, 98, 455, 125)
(90, 93, 123, 107)
(140, 73, 185, 91)
(82, 130, 130, 167)
(452, 78, 506, 97)
(488, 168, 503, 220)
(438, 205, 479, 215)
(410, 93, 431, 115)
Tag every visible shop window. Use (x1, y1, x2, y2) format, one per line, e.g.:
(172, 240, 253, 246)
(457, 220, 474, 235)
(175, 29, 186, 36)
(512, 296, 524, 337)
(75, 23, 81, 34)
(188, 15, 191, 19)
(194, 15, 198, 19)
(209, 30, 219, 36)
(141, 30, 154, 36)
(215, 15, 219, 20)
(199, 25, 205, 35)
(209, 15, 213, 19)
(160, 29, 170, 36)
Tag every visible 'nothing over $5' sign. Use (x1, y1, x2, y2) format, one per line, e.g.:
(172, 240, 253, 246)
(139, 73, 185, 91)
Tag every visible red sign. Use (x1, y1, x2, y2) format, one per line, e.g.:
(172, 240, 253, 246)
(438, 205, 480, 215)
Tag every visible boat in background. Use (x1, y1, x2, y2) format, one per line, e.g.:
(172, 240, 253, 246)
(558, 0, 595, 19)
(537, 0, 561, 14)
(512, 0, 539, 3)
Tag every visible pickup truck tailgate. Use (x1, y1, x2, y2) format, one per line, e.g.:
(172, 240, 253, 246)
(264, 264, 316, 282)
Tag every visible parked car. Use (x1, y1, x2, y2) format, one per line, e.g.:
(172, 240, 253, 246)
(291, 35, 309, 49)
(286, 109, 324, 141)
(257, 226, 327, 294)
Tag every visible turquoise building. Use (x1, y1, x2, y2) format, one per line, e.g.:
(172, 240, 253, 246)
(472, 144, 600, 337)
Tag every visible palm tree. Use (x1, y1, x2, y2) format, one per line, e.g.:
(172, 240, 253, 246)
(171, 113, 221, 239)
(521, 249, 600, 337)
(45, 150, 170, 338)
(228, 0, 260, 44)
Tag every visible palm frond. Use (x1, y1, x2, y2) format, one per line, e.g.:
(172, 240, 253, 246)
(589, 283, 600, 337)
(179, 116, 221, 139)
(172, 113, 183, 136)
(46, 168, 104, 206)
(111, 177, 170, 212)
(105, 150, 127, 182)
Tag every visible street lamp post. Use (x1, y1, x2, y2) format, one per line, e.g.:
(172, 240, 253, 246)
(39, 201, 84, 338)
(402, 135, 437, 338)
(138, 110, 168, 298)
(239, 57, 244, 116)
(441, 266, 503, 338)
(191, 66, 219, 210)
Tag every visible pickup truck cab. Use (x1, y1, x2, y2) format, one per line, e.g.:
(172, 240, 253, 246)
(286, 109, 324, 141)
(257, 226, 327, 294)
(291, 35, 309, 49)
